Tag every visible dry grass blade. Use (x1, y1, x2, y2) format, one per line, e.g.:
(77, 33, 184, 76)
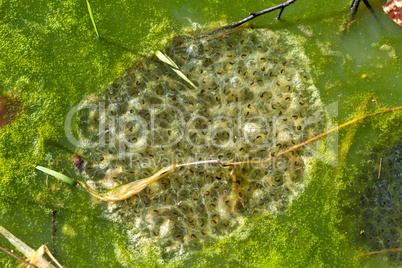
(171, 68, 198, 89)
(378, 158, 382, 179)
(155, 50, 178, 69)
(77, 165, 177, 201)
(155, 50, 198, 89)
(0, 226, 56, 268)
(38, 245, 64, 268)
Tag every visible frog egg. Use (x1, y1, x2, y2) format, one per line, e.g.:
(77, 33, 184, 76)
(238, 87, 254, 102)
(252, 73, 265, 87)
(209, 214, 220, 227)
(176, 201, 192, 216)
(252, 189, 265, 200)
(206, 198, 219, 212)
(200, 42, 216, 58)
(292, 117, 305, 133)
(199, 75, 218, 90)
(238, 45, 253, 60)
(304, 112, 322, 126)
(243, 122, 267, 145)
(275, 127, 293, 144)
(186, 44, 200, 58)
(84, 165, 105, 181)
(174, 51, 189, 66)
(295, 82, 306, 91)
(230, 76, 244, 88)
(145, 182, 162, 198)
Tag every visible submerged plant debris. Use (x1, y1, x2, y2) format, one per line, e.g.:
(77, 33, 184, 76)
(74, 27, 328, 256)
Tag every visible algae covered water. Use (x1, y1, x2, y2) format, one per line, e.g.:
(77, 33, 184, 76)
(0, 0, 401, 267)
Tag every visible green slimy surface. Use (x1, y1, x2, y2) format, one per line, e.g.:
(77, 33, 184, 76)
(0, 0, 401, 267)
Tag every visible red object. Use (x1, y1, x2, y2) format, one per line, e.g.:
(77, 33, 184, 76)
(383, 0, 402, 26)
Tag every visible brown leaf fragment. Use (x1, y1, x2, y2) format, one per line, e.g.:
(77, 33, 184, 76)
(0, 95, 22, 128)
(72, 155, 85, 172)
(383, 0, 402, 26)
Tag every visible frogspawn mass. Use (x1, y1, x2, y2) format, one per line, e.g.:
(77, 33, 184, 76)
(75, 27, 327, 255)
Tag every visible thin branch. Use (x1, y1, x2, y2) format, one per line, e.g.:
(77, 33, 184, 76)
(212, 0, 298, 33)
(358, 247, 402, 257)
(349, 0, 362, 22)
(335, 94, 379, 174)
(362, 0, 377, 18)
(377, 158, 382, 179)
(0, 245, 38, 268)
(221, 106, 402, 167)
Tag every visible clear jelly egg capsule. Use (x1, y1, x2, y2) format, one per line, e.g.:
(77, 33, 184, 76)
(187, 44, 199, 58)
(239, 45, 253, 59)
(246, 59, 257, 68)
(230, 76, 243, 88)
(202, 43, 215, 58)
(296, 83, 305, 91)
(253, 189, 264, 199)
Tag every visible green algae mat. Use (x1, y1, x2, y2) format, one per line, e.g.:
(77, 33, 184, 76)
(0, 0, 401, 267)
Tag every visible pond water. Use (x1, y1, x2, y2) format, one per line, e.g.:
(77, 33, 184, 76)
(0, 0, 401, 267)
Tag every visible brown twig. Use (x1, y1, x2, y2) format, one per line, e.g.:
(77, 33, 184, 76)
(211, 0, 298, 33)
(357, 247, 402, 257)
(0, 245, 38, 268)
(378, 158, 382, 179)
